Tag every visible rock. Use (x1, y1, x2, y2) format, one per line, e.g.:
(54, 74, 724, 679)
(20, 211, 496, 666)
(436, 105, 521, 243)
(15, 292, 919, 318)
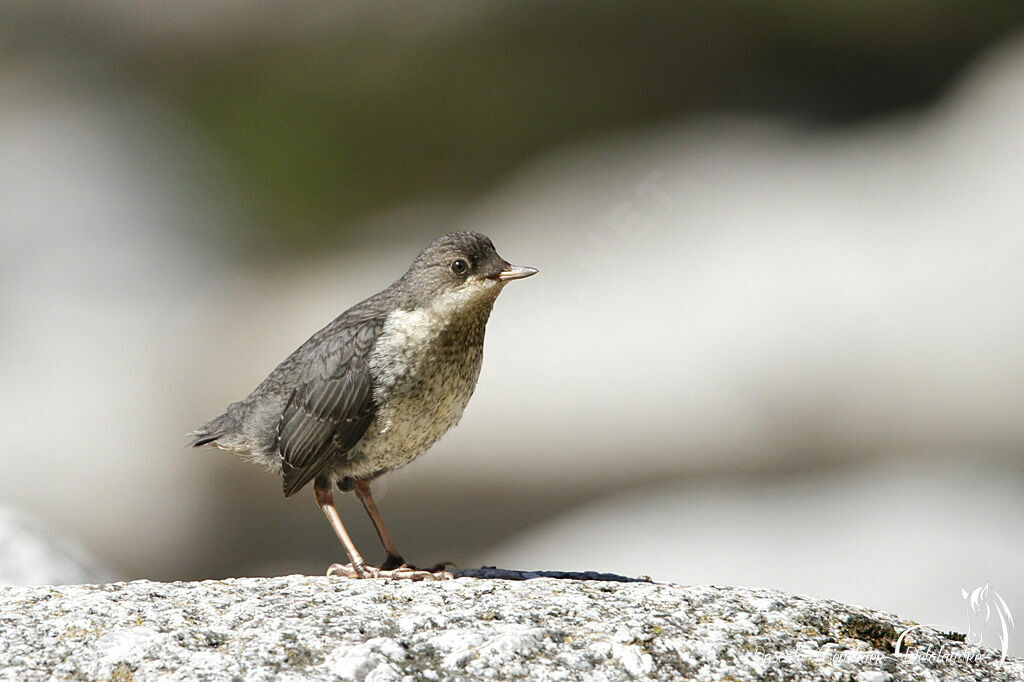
(0, 573, 1019, 681)
(0, 507, 114, 587)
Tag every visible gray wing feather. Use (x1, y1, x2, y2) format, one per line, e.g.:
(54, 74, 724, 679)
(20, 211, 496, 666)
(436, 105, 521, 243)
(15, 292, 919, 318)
(278, 318, 382, 497)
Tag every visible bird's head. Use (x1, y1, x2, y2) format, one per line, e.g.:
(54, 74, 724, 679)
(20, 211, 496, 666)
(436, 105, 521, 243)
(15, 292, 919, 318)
(400, 232, 537, 314)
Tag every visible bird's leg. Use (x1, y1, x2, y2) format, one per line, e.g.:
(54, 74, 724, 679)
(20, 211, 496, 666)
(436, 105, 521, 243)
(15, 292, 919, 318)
(314, 476, 373, 579)
(352, 479, 405, 569)
(353, 479, 454, 581)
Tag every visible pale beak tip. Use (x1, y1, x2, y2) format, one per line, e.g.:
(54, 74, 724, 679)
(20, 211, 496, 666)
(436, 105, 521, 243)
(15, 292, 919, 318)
(497, 265, 539, 281)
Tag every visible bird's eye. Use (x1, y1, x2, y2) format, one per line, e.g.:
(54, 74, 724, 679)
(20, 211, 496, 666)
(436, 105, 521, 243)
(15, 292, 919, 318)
(450, 259, 469, 275)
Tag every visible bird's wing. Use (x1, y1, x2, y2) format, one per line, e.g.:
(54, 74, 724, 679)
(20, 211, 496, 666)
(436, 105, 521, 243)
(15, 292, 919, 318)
(277, 317, 383, 497)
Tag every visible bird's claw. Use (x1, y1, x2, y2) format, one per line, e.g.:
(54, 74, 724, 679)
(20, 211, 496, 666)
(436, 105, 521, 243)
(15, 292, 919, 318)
(326, 562, 373, 579)
(327, 562, 453, 581)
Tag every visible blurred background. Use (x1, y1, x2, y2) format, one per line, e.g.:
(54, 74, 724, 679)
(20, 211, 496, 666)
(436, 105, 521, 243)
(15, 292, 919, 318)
(2, 0, 1023, 652)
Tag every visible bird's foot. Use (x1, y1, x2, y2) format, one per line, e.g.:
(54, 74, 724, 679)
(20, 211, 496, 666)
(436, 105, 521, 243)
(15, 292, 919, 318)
(326, 561, 454, 581)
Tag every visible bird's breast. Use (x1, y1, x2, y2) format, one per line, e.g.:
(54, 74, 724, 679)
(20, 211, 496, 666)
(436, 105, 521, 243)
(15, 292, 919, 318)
(357, 306, 487, 471)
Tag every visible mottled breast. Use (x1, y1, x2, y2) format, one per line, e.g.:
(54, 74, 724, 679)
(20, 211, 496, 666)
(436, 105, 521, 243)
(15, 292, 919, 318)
(343, 295, 493, 478)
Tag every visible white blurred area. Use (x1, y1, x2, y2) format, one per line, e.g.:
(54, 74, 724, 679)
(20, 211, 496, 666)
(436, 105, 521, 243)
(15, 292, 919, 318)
(0, 65, 232, 576)
(485, 455, 1024, 654)
(1, 19, 1023, 649)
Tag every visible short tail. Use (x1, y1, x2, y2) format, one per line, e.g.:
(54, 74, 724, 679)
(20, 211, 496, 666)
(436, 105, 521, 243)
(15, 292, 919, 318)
(186, 413, 234, 448)
(186, 430, 220, 447)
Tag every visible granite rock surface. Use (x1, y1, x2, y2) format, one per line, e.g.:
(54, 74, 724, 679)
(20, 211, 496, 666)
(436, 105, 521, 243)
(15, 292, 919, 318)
(1, 570, 1019, 681)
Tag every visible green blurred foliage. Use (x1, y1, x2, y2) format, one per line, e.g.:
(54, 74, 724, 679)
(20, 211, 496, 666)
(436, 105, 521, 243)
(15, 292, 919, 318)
(9, 1, 1024, 255)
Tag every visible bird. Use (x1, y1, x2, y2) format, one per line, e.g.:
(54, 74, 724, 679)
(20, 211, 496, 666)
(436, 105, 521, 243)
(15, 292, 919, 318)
(188, 232, 537, 580)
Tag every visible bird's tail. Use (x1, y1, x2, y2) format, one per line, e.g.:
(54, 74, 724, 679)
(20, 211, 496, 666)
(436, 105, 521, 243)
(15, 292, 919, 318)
(186, 412, 234, 448)
(186, 429, 219, 447)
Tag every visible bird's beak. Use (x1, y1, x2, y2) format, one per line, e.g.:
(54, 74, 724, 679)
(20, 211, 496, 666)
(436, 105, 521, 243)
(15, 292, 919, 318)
(496, 265, 539, 281)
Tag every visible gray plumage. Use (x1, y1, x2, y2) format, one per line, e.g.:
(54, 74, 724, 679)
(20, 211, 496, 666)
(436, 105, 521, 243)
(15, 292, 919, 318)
(188, 232, 535, 499)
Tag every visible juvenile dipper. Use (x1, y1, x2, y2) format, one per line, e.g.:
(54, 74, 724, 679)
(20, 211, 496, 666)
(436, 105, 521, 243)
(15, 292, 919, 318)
(188, 232, 536, 580)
